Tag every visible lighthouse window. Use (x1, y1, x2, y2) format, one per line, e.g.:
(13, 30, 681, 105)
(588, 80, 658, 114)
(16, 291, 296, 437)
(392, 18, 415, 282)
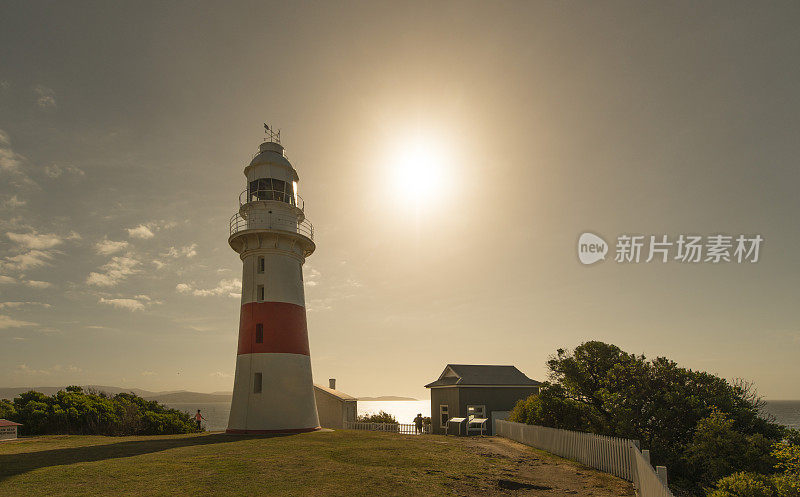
(257, 285, 265, 301)
(248, 178, 295, 206)
(255, 324, 263, 343)
(253, 373, 262, 393)
(257, 256, 265, 273)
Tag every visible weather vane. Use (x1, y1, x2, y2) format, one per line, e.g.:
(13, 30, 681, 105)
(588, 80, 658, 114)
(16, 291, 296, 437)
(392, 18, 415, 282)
(263, 122, 280, 143)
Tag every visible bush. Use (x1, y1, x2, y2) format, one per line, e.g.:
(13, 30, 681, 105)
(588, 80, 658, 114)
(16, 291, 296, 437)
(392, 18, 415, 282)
(510, 384, 591, 430)
(708, 441, 800, 497)
(6, 387, 200, 436)
(686, 410, 775, 489)
(708, 472, 778, 497)
(357, 410, 398, 424)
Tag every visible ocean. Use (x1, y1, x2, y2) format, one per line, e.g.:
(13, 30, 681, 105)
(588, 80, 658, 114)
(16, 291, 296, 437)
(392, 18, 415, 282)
(166, 400, 800, 433)
(762, 400, 800, 430)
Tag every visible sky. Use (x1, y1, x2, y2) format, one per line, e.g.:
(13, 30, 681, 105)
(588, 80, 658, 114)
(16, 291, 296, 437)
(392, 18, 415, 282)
(1, 1, 799, 400)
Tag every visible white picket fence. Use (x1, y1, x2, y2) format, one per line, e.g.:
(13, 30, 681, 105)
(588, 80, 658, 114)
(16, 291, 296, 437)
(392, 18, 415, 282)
(495, 420, 673, 497)
(344, 421, 431, 435)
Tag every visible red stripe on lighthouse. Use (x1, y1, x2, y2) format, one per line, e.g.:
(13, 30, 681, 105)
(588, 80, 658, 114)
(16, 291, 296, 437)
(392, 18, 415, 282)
(237, 301, 310, 355)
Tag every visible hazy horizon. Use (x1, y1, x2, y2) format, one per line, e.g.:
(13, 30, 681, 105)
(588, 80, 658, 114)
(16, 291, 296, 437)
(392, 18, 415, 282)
(2, 1, 799, 401)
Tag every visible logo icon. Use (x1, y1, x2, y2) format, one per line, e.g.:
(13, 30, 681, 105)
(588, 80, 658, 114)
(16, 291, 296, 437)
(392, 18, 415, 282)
(578, 232, 608, 265)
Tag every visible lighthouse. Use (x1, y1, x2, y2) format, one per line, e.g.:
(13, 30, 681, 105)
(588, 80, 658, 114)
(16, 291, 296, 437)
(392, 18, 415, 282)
(226, 128, 320, 433)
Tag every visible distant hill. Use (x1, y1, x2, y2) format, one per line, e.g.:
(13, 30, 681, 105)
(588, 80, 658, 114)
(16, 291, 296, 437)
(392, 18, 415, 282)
(0, 385, 166, 400)
(0, 386, 230, 404)
(146, 392, 232, 403)
(1, 386, 416, 403)
(357, 396, 418, 401)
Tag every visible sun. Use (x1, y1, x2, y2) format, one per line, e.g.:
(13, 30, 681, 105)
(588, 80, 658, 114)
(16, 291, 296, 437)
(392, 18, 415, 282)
(387, 132, 452, 205)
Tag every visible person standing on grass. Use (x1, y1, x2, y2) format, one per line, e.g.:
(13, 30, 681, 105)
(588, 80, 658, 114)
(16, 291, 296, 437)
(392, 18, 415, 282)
(195, 410, 205, 430)
(413, 413, 424, 434)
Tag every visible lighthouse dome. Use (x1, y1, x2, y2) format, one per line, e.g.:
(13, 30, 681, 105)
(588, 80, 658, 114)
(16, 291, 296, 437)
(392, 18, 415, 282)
(245, 141, 299, 182)
(248, 142, 293, 169)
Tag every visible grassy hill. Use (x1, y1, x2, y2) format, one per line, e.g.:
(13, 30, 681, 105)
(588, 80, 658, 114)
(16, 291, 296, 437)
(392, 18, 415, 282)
(0, 431, 632, 496)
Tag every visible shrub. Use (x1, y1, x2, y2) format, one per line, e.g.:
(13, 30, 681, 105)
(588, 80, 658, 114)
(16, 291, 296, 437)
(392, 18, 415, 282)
(7, 386, 199, 436)
(357, 410, 398, 424)
(708, 472, 778, 497)
(686, 410, 775, 489)
(708, 442, 800, 497)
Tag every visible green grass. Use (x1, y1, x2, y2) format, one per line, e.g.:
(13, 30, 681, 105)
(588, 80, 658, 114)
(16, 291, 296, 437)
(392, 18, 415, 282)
(0, 431, 516, 496)
(0, 430, 634, 496)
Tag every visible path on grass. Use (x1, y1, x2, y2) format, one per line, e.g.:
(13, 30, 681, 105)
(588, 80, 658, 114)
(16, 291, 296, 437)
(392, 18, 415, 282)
(448, 436, 634, 496)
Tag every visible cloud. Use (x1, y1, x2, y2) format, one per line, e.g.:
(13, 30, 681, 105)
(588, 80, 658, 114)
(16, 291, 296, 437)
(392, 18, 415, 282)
(0, 314, 37, 329)
(1, 249, 55, 271)
(16, 364, 82, 376)
(6, 231, 63, 249)
(24, 280, 52, 289)
(98, 297, 145, 312)
(52, 364, 83, 373)
(44, 164, 85, 178)
(33, 85, 56, 109)
(85, 325, 116, 331)
(0, 130, 25, 173)
(2, 195, 25, 208)
(152, 260, 165, 269)
(163, 243, 198, 258)
(95, 238, 129, 255)
(86, 255, 140, 287)
(0, 301, 51, 309)
(127, 224, 154, 239)
(210, 371, 233, 378)
(141, 370, 157, 376)
(0, 275, 15, 284)
(17, 364, 50, 375)
(126, 221, 176, 241)
(304, 267, 321, 287)
(176, 279, 241, 297)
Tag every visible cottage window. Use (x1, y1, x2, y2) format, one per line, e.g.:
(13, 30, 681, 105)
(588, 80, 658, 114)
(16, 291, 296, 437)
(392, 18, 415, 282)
(257, 285, 265, 301)
(255, 324, 263, 343)
(257, 256, 265, 273)
(253, 373, 263, 393)
(467, 405, 486, 418)
(439, 405, 449, 428)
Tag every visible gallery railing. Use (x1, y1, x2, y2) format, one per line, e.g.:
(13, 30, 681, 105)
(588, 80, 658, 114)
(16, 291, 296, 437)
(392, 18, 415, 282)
(229, 212, 314, 240)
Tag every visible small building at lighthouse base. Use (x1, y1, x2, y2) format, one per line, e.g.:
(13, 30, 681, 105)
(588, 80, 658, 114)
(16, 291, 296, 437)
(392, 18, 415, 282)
(314, 380, 357, 429)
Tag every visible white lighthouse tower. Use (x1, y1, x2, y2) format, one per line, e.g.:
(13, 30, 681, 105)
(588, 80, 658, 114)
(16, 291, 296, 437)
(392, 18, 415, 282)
(226, 127, 319, 433)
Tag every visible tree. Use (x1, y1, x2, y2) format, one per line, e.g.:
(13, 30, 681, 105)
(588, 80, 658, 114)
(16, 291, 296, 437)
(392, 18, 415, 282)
(509, 341, 786, 494)
(0, 398, 16, 420)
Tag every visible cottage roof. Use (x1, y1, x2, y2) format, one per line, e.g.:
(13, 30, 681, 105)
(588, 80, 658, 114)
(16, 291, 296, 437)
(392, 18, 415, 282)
(313, 383, 356, 401)
(424, 364, 541, 388)
(0, 419, 22, 427)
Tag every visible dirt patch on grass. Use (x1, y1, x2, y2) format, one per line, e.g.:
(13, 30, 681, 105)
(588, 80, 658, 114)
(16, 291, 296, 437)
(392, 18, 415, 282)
(446, 436, 634, 497)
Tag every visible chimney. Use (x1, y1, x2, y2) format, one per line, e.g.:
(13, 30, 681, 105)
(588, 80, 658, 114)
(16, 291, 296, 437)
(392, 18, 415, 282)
(329, 378, 336, 390)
